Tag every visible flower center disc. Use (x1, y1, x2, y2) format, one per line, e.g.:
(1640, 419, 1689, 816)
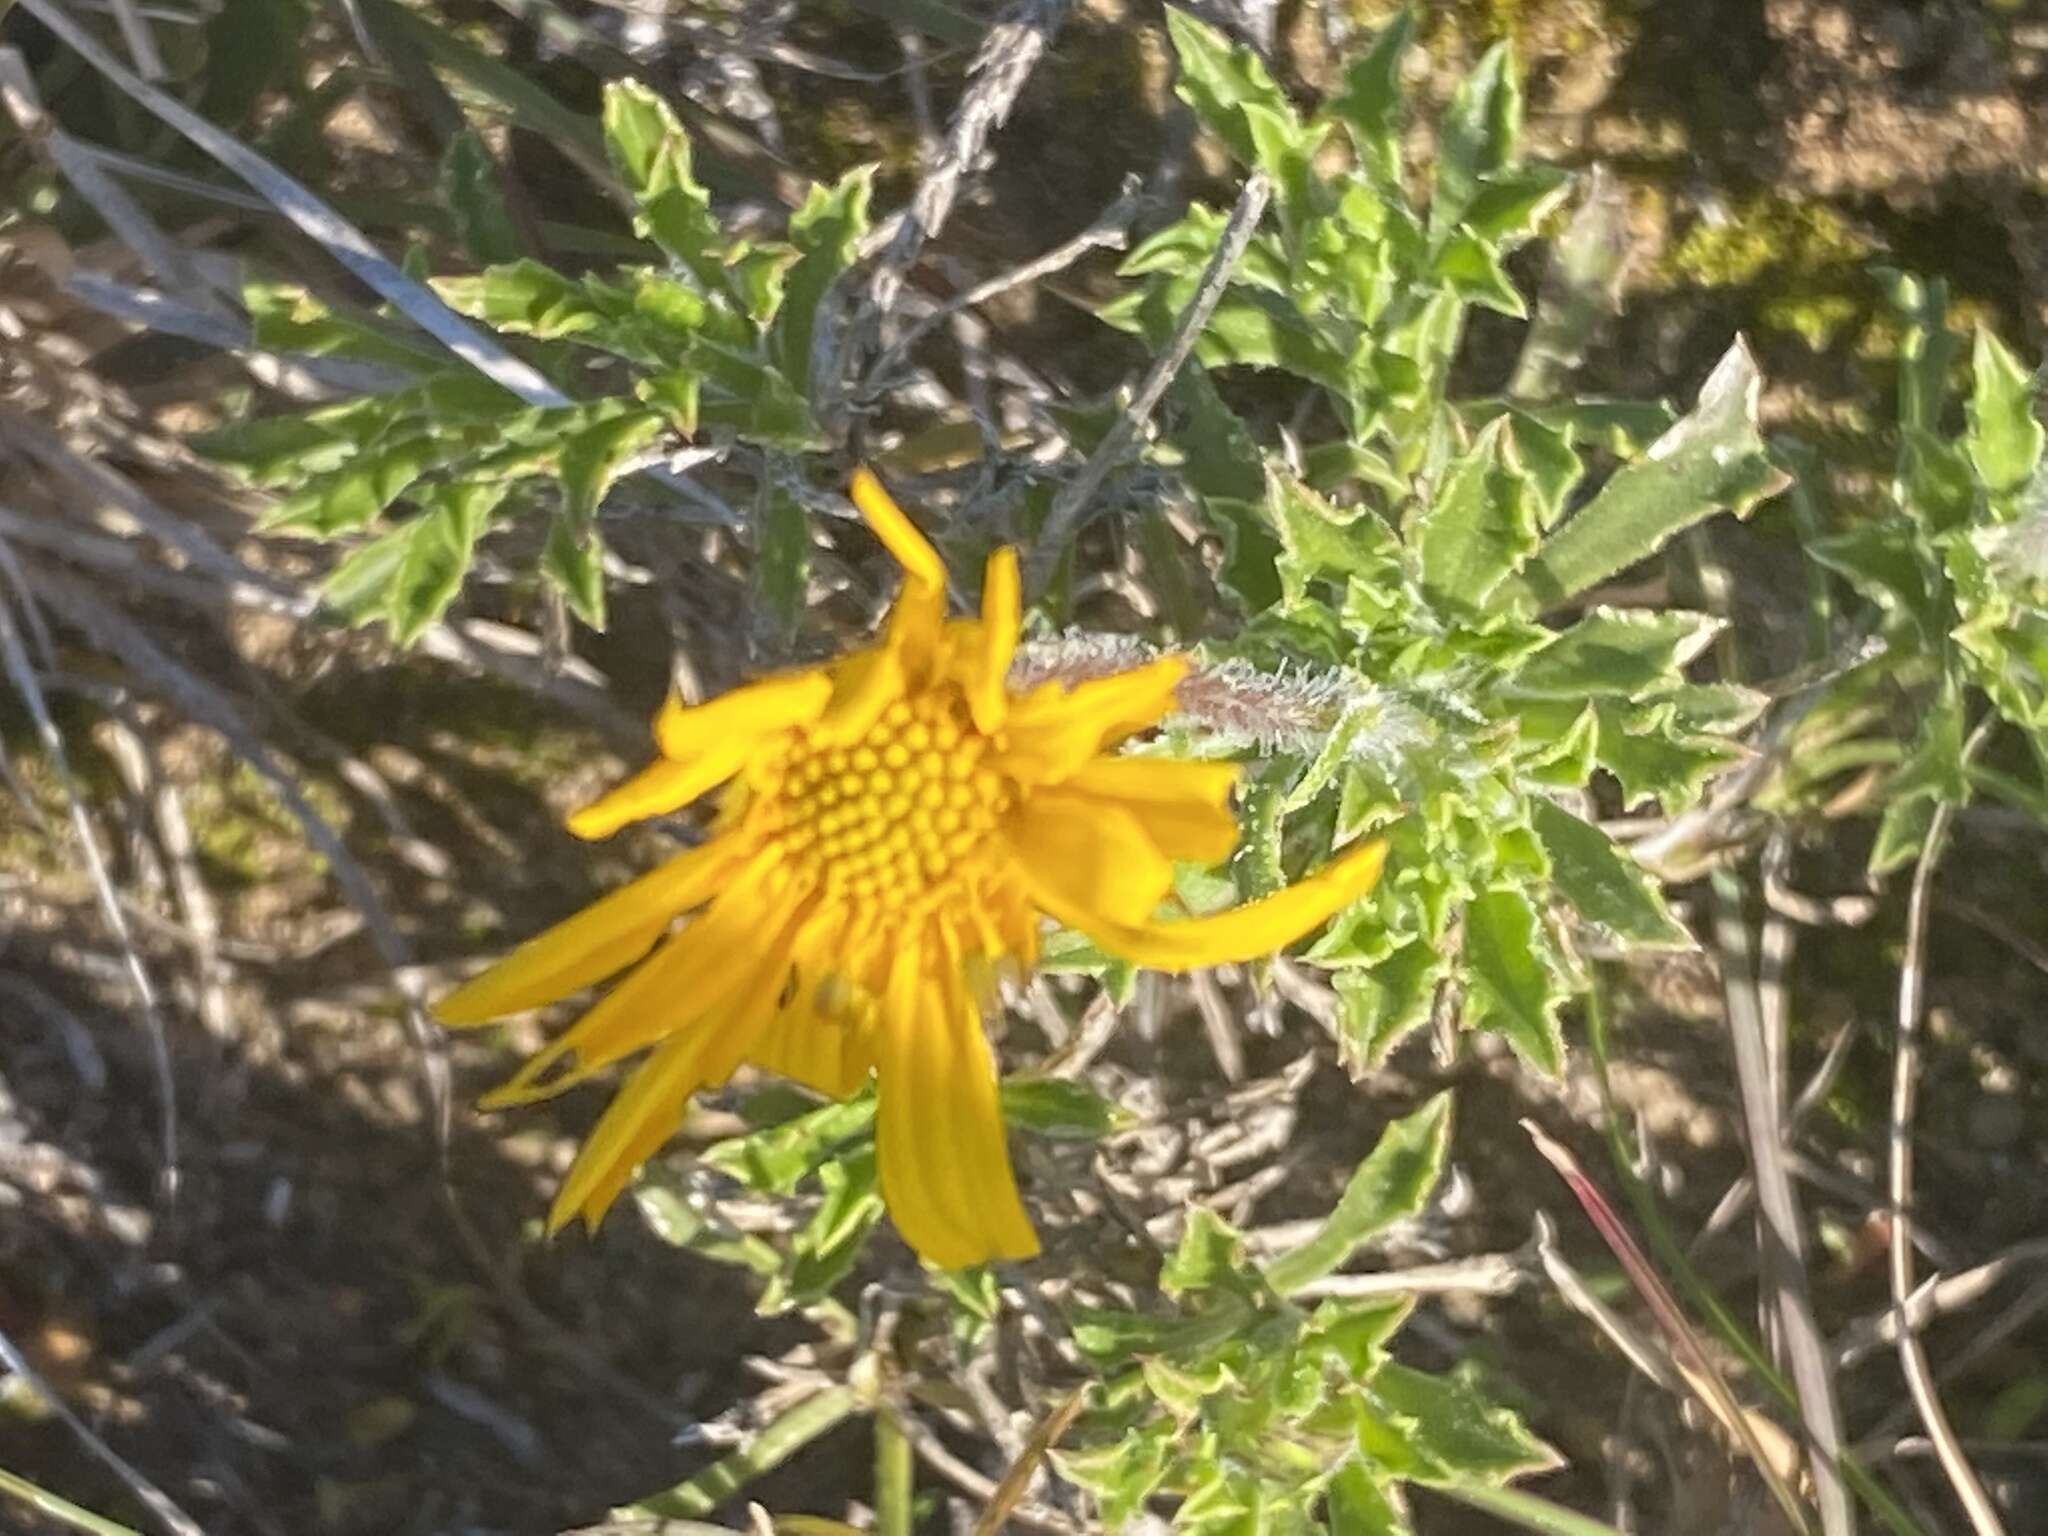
(779, 693, 1009, 901)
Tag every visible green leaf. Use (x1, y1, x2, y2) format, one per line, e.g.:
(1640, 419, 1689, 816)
(1327, 1459, 1411, 1534)
(557, 409, 666, 526)
(1331, 943, 1444, 1069)
(703, 1095, 878, 1196)
(691, 341, 822, 448)
(1808, 521, 1939, 633)
(441, 129, 522, 266)
(1269, 469, 1404, 603)
(265, 435, 457, 535)
(1965, 327, 2044, 497)
(1868, 682, 1967, 874)
(321, 524, 413, 625)
(999, 1077, 1134, 1140)
(1498, 340, 1789, 612)
(1411, 417, 1537, 609)
(1462, 886, 1566, 1073)
(1162, 1206, 1254, 1299)
(763, 1147, 885, 1311)
(1529, 798, 1689, 946)
(1364, 1363, 1558, 1482)
(388, 481, 506, 644)
(1501, 408, 1584, 527)
(630, 1386, 860, 1520)
(1592, 698, 1743, 814)
(1325, 10, 1415, 190)
(195, 411, 369, 487)
(777, 165, 873, 392)
(1430, 42, 1519, 237)
(540, 515, 608, 629)
(433, 261, 685, 364)
(602, 80, 720, 276)
(1430, 231, 1525, 317)
(243, 282, 448, 373)
(1881, 268, 1963, 435)
(1898, 424, 1975, 532)
(1264, 1093, 1452, 1295)
(1164, 9, 1306, 177)
(1460, 165, 1572, 249)
(1514, 608, 1720, 700)
(1055, 1422, 1175, 1528)
(634, 368, 701, 435)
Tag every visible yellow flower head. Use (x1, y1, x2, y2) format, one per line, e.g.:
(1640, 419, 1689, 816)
(436, 469, 1387, 1268)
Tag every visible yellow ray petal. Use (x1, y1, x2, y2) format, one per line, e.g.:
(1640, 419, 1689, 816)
(566, 752, 743, 841)
(653, 669, 833, 761)
(479, 851, 798, 1106)
(850, 467, 946, 593)
(1061, 757, 1241, 863)
(546, 914, 802, 1233)
(930, 938, 1036, 1261)
(1024, 836, 1389, 972)
(1001, 656, 1187, 784)
(545, 1033, 700, 1234)
(872, 942, 957, 1264)
(434, 840, 736, 1025)
(968, 546, 1020, 734)
(1002, 793, 1175, 927)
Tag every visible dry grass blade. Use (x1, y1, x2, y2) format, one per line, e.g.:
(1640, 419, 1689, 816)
(1523, 1119, 1816, 1535)
(1712, 871, 1854, 1536)
(14, 0, 569, 406)
(1889, 749, 2009, 1536)
(969, 1388, 1086, 1536)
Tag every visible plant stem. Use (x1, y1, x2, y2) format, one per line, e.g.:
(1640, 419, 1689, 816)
(874, 1407, 915, 1536)
(1427, 1479, 1629, 1536)
(630, 1386, 861, 1520)
(0, 1468, 145, 1536)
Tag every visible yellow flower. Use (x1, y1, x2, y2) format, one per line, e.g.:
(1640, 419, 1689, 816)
(436, 469, 1387, 1269)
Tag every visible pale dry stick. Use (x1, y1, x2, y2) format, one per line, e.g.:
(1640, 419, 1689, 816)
(1836, 1239, 2048, 1370)
(1030, 171, 1273, 586)
(853, 0, 1066, 307)
(1889, 731, 2009, 1536)
(1186, 966, 1246, 1084)
(0, 1322, 203, 1536)
(1533, 1211, 1688, 1397)
(0, 573, 181, 1208)
(1712, 869, 1854, 1536)
(866, 175, 1147, 389)
(823, 0, 1064, 416)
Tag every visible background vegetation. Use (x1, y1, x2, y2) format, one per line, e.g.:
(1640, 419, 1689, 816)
(1, 1, 2045, 1533)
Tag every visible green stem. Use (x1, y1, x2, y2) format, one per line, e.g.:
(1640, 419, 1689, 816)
(1426, 1479, 1628, 1536)
(0, 1467, 144, 1536)
(629, 1385, 861, 1520)
(873, 1409, 915, 1536)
